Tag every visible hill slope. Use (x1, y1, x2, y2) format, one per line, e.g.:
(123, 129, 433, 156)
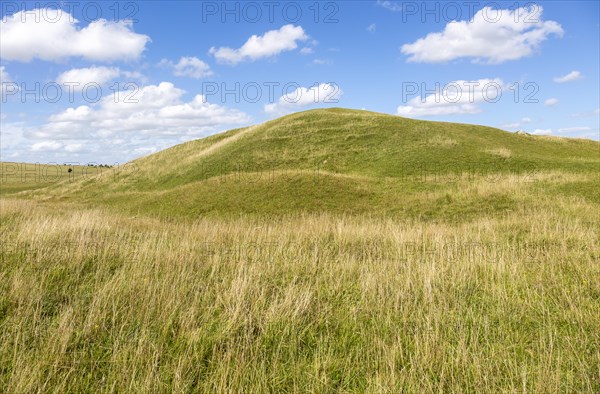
(3, 113, 600, 392)
(25, 108, 600, 219)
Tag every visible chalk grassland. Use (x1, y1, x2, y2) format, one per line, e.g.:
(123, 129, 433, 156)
(1, 109, 599, 392)
(1, 176, 599, 392)
(5, 108, 598, 219)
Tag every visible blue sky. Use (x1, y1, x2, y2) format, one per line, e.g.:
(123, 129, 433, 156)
(1, 1, 598, 164)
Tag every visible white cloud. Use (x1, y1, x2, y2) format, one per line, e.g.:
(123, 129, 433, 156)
(27, 82, 251, 140)
(28, 140, 85, 153)
(133, 146, 158, 155)
(209, 24, 308, 65)
(367, 24, 376, 33)
(500, 117, 533, 129)
(397, 78, 503, 117)
(159, 57, 213, 79)
(31, 141, 63, 151)
(65, 143, 85, 152)
(264, 83, 342, 115)
(122, 71, 145, 80)
(401, 6, 563, 64)
(531, 129, 552, 135)
(557, 126, 591, 133)
(173, 57, 212, 78)
(0, 66, 17, 95)
(544, 98, 559, 106)
(377, 1, 403, 12)
(2, 113, 206, 163)
(0, 120, 27, 151)
(56, 66, 121, 89)
(553, 70, 582, 83)
(0, 8, 150, 62)
(300, 40, 319, 55)
(0, 66, 10, 83)
(312, 59, 332, 65)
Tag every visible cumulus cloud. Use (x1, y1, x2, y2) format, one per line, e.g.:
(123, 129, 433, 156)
(0, 66, 16, 95)
(56, 66, 121, 89)
(26, 82, 251, 140)
(31, 141, 63, 152)
(531, 129, 552, 135)
(30, 141, 86, 152)
(210, 24, 308, 64)
(367, 24, 377, 33)
(0, 66, 11, 82)
(500, 117, 532, 129)
(2, 116, 187, 163)
(0, 120, 27, 152)
(553, 70, 582, 83)
(401, 6, 563, 63)
(264, 83, 342, 115)
(0, 8, 150, 62)
(159, 57, 213, 79)
(64, 143, 85, 152)
(544, 98, 559, 106)
(3, 81, 251, 160)
(299, 40, 319, 56)
(377, 1, 403, 12)
(397, 79, 503, 117)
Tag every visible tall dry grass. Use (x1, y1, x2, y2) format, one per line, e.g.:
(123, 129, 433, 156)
(1, 196, 599, 393)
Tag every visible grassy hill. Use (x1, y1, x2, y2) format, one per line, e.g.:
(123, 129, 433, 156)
(10, 108, 598, 220)
(1, 108, 599, 392)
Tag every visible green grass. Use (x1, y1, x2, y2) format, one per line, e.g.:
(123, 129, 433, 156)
(1, 108, 599, 392)
(1, 199, 598, 392)
(14, 108, 599, 221)
(121, 109, 599, 189)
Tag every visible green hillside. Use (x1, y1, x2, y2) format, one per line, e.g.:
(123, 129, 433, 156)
(2, 108, 599, 392)
(10, 108, 600, 219)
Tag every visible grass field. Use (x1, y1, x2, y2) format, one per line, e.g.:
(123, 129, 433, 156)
(1, 109, 599, 392)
